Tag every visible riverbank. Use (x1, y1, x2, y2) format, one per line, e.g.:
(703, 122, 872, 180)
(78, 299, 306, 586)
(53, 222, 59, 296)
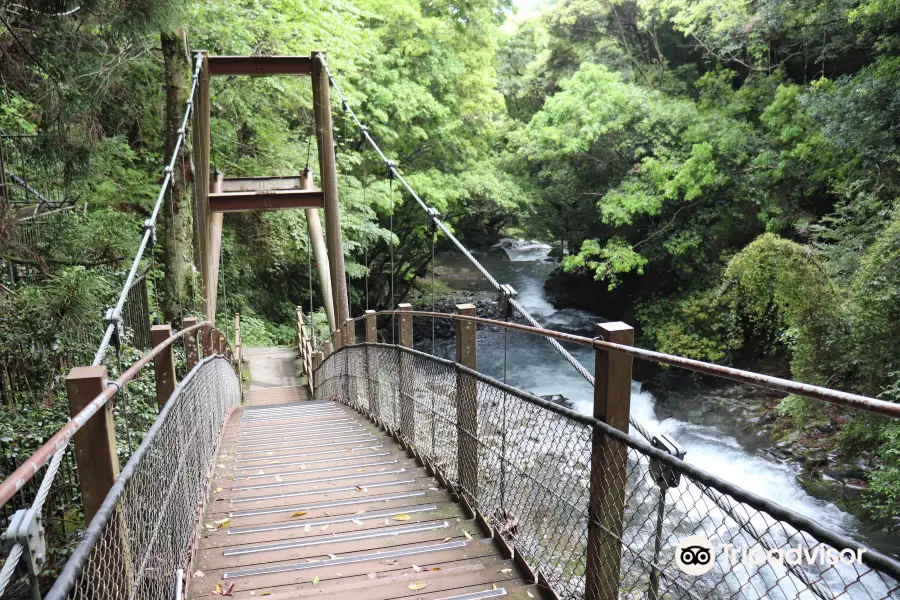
(419, 244, 898, 557)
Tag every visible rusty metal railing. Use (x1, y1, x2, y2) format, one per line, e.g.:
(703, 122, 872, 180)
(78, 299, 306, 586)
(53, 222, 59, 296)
(352, 309, 900, 420)
(0, 321, 237, 598)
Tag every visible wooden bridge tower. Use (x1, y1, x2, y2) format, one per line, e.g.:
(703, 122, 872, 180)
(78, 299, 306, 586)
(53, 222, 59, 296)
(193, 52, 348, 344)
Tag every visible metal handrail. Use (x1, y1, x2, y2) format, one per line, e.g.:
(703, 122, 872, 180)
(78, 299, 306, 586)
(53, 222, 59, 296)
(352, 309, 900, 419)
(0, 321, 234, 507)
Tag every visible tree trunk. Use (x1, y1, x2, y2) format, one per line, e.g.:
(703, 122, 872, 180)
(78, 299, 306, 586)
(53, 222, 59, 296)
(160, 29, 193, 324)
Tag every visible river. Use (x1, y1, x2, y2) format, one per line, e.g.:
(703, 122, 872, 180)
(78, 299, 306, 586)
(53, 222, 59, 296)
(420, 239, 898, 570)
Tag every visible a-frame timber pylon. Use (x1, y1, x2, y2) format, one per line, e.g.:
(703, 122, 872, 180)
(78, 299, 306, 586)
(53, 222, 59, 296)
(193, 52, 347, 346)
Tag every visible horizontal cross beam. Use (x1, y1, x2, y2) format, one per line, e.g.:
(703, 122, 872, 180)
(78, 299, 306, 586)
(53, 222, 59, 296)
(223, 176, 304, 192)
(208, 190, 324, 213)
(207, 56, 313, 77)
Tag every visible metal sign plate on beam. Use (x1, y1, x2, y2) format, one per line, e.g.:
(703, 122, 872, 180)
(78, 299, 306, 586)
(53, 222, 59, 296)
(209, 190, 325, 213)
(223, 176, 305, 192)
(208, 56, 313, 77)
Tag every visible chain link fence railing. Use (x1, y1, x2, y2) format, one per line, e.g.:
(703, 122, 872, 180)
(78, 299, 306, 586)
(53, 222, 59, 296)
(42, 355, 240, 600)
(315, 343, 900, 600)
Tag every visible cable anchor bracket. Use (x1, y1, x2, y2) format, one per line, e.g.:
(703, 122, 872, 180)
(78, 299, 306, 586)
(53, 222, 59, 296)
(498, 284, 518, 320)
(104, 307, 125, 351)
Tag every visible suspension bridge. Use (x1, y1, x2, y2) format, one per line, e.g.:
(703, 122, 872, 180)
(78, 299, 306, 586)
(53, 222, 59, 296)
(1, 51, 900, 600)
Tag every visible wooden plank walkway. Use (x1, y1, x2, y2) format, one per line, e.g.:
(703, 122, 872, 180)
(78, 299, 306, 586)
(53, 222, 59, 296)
(188, 389, 544, 600)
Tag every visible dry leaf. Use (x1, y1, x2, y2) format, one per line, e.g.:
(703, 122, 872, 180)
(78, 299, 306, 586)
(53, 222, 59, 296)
(382, 559, 398, 566)
(443, 537, 451, 542)
(257, 470, 265, 475)
(250, 592, 255, 597)
(527, 591, 534, 598)
(367, 573, 377, 579)
(355, 510, 366, 515)
(328, 554, 337, 560)
(393, 514, 411, 521)
(356, 468, 366, 472)
(492, 583, 498, 590)
(408, 582, 429, 591)
(223, 582, 235, 596)
(499, 568, 513, 574)
(355, 486, 363, 492)
(193, 570, 205, 578)
(275, 475, 283, 482)
(312, 575, 319, 586)
(216, 519, 230, 529)
(261, 593, 272, 597)
(214, 487, 223, 493)
(300, 465, 306, 470)
(304, 524, 311, 532)
(430, 568, 442, 572)
(463, 530, 473, 540)
(320, 523, 329, 531)
(412, 565, 421, 573)
(214, 582, 223, 595)
(291, 511, 308, 518)
(352, 518, 365, 525)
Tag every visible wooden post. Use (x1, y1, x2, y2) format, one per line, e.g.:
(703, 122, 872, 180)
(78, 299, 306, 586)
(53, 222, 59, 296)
(585, 322, 634, 600)
(397, 304, 415, 442)
(183, 317, 200, 371)
(311, 51, 350, 331)
(363, 309, 377, 416)
(344, 318, 356, 345)
(206, 171, 225, 322)
(302, 168, 336, 334)
(365, 310, 377, 343)
(66, 366, 118, 523)
(455, 304, 477, 496)
(398, 304, 412, 348)
(193, 51, 212, 320)
(234, 313, 242, 378)
(333, 327, 344, 350)
(201, 322, 214, 356)
(151, 324, 177, 409)
(216, 332, 226, 355)
(323, 340, 332, 358)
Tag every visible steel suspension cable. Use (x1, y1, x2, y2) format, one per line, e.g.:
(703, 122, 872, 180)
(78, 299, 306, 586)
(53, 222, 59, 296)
(93, 54, 204, 366)
(1, 53, 205, 598)
(318, 56, 653, 439)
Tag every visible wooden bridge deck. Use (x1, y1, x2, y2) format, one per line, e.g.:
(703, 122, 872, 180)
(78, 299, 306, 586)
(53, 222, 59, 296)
(188, 382, 543, 599)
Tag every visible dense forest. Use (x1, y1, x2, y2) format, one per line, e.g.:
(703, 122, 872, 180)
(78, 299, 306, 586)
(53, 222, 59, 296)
(1, 0, 898, 544)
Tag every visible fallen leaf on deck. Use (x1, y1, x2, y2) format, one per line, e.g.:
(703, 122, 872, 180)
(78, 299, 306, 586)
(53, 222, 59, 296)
(222, 582, 234, 596)
(214, 582, 223, 595)
(412, 565, 421, 572)
(291, 511, 308, 518)
(430, 568, 442, 571)
(312, 575, 319, 586)
(321, 523, 329, 531)
(463, 530, 473, 540)
(382, 559, 398, 565)
(215, 518, 230, 529)
(368, 573, 377, 579)
(257, 470, 265, 475)
(275, 475, 283, 482)
(355, 510, 366, 515)
(214, 487, 223, 493)
(352, 518, 365, 525)
(300, 465, 306, 470)
(527, 591, 534, 598)
(355, 486, 363, 491)
(443, 537, 451, 542)
(328, 554, 337, 560)
(193, 570, 205, 578)
(408, 582, 429, 591)
(492, 583, 498, 590)
(393, 514, 411, 521)
(304, 524, 311, 532)
(499, 568, 513, 574)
